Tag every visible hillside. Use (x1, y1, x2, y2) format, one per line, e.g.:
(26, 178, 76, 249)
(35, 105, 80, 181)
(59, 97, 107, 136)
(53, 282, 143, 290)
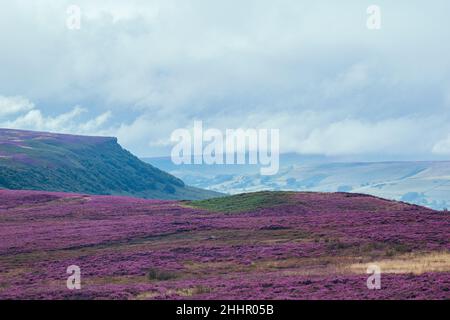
(0, 128, 218, 200)
(144, 156, 450, 209)
(0, 190, 448, 300)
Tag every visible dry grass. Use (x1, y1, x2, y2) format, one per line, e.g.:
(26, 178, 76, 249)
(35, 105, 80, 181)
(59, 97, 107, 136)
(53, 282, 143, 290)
(84, 275, 147, 286)
(349, 251, 450, 274)
(186, 252, 450, 278)
(134, 291, 160, 300)
(165, 286, 213, 298)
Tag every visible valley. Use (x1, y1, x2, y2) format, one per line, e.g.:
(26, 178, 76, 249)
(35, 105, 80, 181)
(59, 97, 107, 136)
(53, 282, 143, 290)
(144, 156, 450, 210)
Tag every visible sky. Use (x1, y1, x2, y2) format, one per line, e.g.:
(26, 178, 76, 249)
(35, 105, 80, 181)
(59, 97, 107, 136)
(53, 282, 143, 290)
(1, 0, 450, 159)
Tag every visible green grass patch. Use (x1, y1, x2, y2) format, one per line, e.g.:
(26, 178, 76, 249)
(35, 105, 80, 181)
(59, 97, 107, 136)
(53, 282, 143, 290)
(185, 191, 295, 213)
(147, 268, 179, 281)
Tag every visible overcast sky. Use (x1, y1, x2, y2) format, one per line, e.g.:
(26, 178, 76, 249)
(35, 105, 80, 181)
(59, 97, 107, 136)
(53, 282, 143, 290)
(1, 0, 450, 159)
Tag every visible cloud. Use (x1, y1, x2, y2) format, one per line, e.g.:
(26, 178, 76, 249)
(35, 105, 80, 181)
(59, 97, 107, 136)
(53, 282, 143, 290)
(0, 96, 112, 136)
(0, 96, 35, 117)
(433, 135, 450, 155)
(0, 1, 450, 158)
(294, 117, 430, 156)
(79, 111, 112, 132)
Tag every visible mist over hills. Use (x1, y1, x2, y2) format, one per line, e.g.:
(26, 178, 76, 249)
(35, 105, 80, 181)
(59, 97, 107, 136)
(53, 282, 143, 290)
(144, 155, 450, 210)
(0, 128, 218, 200)
(1, 127, 449, 208)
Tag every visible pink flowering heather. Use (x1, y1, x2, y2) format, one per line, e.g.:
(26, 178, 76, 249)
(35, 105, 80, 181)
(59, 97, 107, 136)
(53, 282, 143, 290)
(0, 190, 449, 300)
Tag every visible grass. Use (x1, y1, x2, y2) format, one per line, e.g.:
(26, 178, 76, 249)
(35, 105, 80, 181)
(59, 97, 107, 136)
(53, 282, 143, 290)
(135, 291, 160, 300)
(350, 251, 450, 274)
(185, 191, 296, 213)
(167, 286, 213, 297)
(0, 130, 222, 200)
(147, 268, 179, 281)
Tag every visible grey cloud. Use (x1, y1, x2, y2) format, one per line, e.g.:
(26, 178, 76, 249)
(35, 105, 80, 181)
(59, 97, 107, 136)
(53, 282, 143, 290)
(1, 0, 450, 158)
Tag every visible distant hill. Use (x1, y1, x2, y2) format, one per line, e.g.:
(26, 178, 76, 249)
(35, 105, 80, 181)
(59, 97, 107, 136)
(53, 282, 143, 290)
(0, 128, 219, 200)
(143, 156, 450, 210)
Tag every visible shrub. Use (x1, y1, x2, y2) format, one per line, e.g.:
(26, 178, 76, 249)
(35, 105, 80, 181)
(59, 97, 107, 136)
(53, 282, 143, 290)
(147, 268, 178, 281)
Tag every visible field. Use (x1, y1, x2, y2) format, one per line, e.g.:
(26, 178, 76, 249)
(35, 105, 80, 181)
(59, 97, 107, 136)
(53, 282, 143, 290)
(0, 190, 449, 300)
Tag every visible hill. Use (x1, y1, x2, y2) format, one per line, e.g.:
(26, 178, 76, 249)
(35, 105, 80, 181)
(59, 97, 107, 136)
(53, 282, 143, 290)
(0, 190, 448, 299)
(0, 128, 218, 200)
(143, 156, 450, 209)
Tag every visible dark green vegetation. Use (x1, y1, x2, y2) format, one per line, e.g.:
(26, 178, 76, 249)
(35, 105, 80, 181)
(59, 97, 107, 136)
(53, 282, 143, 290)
(147, 268, 179, 281)
(187, 191, 296, 213)
(0, 128, 219, 200)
